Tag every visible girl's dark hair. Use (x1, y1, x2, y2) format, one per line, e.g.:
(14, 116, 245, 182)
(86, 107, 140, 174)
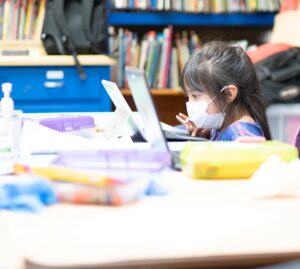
(182, 41, 271, 140)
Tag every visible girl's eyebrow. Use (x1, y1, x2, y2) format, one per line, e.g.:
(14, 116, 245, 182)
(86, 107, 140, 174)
(187, 90, 204, 95)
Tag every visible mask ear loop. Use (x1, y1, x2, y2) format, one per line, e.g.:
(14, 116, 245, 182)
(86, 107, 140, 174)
(208, 85, 228, 105)
(220, 86, 230, 113)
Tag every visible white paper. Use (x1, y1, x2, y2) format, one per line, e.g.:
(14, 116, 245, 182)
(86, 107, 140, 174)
(21, 120, 150, 154)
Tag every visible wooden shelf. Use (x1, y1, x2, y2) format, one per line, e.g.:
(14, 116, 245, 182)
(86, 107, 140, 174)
(0, 40, 46, 56)
(121, 89, 185, 96)
(122, 89, 186, 125)
(0, 55, 116, 66)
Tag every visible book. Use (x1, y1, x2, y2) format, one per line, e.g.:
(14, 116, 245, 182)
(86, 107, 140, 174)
(34, 0, 46, 40)
(24, 0, 34, 39)
(117, 28, 125, 87)
(149, 41, 162, 87)
(170, 47, 179, 89)
(17, 0, 27, 40)
(11, 0, 19, 40)
(162, 25, 172, 88)
(139, 37, 150, 70)
(145, 31, 156, 84)
(2, 0, 11, 40)
(0, 0, 4, 39)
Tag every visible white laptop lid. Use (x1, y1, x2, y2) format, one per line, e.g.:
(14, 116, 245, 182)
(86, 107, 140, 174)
(125, 66, 170, 153)
(101, 79, 144, 139)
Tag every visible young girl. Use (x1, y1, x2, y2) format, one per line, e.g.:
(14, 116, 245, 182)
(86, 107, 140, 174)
(176, 41, 271, 141)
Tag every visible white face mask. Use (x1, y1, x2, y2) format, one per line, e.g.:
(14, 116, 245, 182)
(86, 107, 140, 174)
(186, 88, 226, 129)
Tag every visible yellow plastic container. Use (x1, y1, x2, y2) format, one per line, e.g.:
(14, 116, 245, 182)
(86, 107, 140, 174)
(180, 141, 298, 179)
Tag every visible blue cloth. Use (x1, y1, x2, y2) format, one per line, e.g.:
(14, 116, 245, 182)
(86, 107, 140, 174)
(0, 176, 57, 212)
(210, 121, 264, 141)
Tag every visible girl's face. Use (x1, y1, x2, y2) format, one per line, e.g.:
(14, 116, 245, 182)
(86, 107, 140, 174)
(186, 89, 221, 114)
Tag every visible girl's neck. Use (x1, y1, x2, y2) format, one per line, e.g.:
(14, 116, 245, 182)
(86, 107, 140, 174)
(220, 107, 255, 131)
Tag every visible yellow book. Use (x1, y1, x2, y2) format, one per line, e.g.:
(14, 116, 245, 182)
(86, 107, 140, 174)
(134, 43, 140, 68)
(2, 0, 11, 40)
(249, 0, 257, 12)
(24, 0, 34, 39)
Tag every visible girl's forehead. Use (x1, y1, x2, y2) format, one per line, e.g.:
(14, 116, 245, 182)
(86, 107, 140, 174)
(187, 89, 202, 94)
(186, 87, 207, 94)
(184, 79, 205, 91)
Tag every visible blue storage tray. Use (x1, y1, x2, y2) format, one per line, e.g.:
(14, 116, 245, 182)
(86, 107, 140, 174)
(0, 66, 112, 112)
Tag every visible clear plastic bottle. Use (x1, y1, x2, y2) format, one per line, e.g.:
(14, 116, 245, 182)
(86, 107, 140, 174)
(0, 82, 22, 174)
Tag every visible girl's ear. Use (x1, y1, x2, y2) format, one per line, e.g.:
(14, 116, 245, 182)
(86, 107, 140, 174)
(224, 84, 238, 103)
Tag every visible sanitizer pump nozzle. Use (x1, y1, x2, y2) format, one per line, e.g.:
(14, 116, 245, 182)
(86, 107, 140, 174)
(1, 82, 14, 112)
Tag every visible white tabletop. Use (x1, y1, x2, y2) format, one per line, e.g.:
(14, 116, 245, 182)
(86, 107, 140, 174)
(1, 171, 300, 269)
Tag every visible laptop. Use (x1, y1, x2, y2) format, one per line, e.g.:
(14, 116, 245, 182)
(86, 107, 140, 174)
(125, 66, 207, 170)
(102, 76, 205, 142)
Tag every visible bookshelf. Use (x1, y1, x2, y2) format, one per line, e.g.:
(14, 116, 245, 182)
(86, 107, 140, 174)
(0, 0, 46, 53)
(107, 3, 279, 125)
(0, 0, 279, 121)
(108, 12, 276, 26)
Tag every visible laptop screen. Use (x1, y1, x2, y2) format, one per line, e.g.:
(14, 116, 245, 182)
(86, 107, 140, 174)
(125, 66, 170, 153)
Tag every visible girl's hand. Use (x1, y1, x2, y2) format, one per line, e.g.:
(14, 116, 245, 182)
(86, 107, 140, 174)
(176, 113, 210, 138)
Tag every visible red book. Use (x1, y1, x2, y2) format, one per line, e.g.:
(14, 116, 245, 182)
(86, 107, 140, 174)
(162, 25, 173, 88)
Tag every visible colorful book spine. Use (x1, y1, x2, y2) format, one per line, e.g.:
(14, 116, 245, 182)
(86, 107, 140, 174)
(17, 0, 27, 40)
(110, 26, 207, 89)
(24, 0, 34, 39)
(162, 25, 172, 88)
(34, 0, 45, 40)
(0, 0, 4, 39)
(116, 28, 124, 87)
(2, 0, 11, 40)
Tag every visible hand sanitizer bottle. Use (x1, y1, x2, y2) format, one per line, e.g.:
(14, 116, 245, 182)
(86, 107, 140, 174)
(0, 82, 22, 174)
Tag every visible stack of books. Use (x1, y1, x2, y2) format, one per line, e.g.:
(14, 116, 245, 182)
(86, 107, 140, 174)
(110, 26, 202, 89)
(111, 0, 281, 12)
(0, 0, 46, 41)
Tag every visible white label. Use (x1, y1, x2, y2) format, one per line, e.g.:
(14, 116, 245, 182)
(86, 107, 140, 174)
(46, 70, 64, 80)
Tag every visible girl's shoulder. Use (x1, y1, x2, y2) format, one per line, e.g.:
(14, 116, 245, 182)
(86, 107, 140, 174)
(211, 121, 264, 141)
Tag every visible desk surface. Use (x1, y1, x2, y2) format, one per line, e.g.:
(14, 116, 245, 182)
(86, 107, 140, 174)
(1, 172, 300, 269)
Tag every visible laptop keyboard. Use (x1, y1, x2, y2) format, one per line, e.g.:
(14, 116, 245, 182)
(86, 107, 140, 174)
(163, 130, 207, 142)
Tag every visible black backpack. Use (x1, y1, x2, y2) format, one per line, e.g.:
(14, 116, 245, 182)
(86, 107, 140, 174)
(41, 0, 108, 80)
(254, 47, 300, 104)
